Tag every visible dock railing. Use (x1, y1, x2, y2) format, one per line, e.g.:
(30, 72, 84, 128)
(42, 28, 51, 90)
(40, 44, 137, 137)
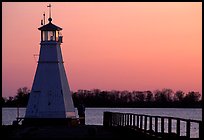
(103, 112, 202, 139)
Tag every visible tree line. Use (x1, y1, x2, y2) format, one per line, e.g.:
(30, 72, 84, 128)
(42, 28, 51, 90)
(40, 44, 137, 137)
(1, 87, 202, 108)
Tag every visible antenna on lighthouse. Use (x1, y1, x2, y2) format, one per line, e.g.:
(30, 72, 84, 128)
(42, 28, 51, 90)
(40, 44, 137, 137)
(41, 12, 46, 25)
(43, 12, 45, 25)
(41, 19, 43, 25)
(47, 4, 52, 22)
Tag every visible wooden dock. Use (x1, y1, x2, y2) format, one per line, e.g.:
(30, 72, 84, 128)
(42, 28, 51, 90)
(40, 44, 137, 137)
(2, 112, 202, 139)
(103, 111, 202, 139)
(1, 124, 155, 140)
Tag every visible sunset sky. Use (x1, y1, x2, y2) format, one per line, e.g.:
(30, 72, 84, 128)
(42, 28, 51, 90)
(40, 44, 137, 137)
(2, 2, 202, 97)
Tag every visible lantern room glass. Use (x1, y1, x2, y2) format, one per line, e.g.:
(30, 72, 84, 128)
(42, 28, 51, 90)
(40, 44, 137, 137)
(42, 31, 60, 41)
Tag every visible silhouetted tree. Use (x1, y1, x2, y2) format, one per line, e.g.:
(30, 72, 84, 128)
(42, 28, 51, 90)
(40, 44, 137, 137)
(14, 87, 30, 107)
(2, 87, 202, 108)
(135, 91, 145, 102)
(154, 90, 164, 102)
(146, 91, 154, 102)
(184, 91, 201, 103)
(154, 89, 174, 107)
(174, 90, 185, 102)
(5, 96, 14, 106)
(0, 97, 6, 106)
(165, 88, 173, 101)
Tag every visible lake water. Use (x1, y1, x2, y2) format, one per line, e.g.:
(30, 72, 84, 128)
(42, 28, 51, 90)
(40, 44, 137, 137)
(2, 108, 202, 138)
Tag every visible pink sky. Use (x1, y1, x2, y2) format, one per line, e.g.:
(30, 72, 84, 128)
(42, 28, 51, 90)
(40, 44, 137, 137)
(2, 2, 202, 97)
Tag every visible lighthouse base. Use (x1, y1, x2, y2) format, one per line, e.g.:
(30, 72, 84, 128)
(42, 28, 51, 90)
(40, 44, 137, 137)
(22, 118, 80, 126)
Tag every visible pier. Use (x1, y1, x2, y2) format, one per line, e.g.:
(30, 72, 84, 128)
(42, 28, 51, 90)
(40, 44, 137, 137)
(2, 111, 202, 139)
(103, 112, 202, 139)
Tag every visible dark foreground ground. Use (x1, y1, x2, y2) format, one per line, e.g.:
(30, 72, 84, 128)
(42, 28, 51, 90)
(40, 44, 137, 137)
(1, 124, 159, 140)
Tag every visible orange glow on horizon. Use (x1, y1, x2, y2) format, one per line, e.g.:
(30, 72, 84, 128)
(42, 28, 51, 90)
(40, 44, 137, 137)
(2, 2, 202, 97)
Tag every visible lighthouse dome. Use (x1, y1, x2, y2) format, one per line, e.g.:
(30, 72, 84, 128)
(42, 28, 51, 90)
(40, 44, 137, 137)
(38, 21, 62, 31)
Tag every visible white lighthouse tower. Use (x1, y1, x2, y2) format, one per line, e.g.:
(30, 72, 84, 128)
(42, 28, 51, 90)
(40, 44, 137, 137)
(24, 5, 76, 124)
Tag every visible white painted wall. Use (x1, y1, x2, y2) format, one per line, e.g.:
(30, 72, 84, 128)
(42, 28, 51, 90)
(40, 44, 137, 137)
(25, 41, 76, 118)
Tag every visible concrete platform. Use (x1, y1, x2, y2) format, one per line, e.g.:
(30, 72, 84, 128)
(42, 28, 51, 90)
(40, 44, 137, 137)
(1, 125, 156, 140)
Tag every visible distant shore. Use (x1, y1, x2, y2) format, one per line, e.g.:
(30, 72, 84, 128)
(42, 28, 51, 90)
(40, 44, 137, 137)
(2, 88, 202, 109)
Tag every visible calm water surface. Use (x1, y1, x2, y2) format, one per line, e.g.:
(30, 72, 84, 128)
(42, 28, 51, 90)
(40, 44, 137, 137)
(2, 108, 202, 138)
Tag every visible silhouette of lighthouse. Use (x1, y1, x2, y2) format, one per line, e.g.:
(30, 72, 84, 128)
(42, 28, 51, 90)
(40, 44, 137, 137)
(25, 5, 76, 122)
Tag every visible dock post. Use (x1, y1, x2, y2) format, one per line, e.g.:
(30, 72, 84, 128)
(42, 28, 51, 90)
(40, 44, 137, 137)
(168, 118, 172, 134)
(149, 116, 152, 131)
(122, 114, 124, 126)
(161, 117, 164, 134)
(103, 112, 112, 127)
(115, 113, 117, 126)
(186, 120, 190, 138)
(115, 114, 117, 126)
(113, 113, 116, 126)
(140, 115, 143, 129)
(155, 117, 158, 134)
(118, 114, 120, 126)
(199, 121, 202, 139)
(144, 115, 147, 132)
(176, 119, 180, 136)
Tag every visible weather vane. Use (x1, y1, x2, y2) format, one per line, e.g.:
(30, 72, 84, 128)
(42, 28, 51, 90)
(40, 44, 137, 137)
(47, 4, 51, 18)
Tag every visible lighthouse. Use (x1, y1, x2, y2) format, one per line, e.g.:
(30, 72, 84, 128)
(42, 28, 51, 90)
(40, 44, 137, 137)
(24, 5, 76, 124)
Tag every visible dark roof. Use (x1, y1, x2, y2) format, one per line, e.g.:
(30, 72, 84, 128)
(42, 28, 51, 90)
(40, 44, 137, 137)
(38, 22, 62, 31)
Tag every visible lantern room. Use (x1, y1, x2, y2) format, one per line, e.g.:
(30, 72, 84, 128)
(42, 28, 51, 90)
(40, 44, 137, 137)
(38, 18, 63, 43)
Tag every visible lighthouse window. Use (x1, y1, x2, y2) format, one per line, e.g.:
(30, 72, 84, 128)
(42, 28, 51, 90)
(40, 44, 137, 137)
(42, 31, 56, 41)
(56, 31, 59, 41)
(48, 31, 55, 41)
(42, 31, 48, 41)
